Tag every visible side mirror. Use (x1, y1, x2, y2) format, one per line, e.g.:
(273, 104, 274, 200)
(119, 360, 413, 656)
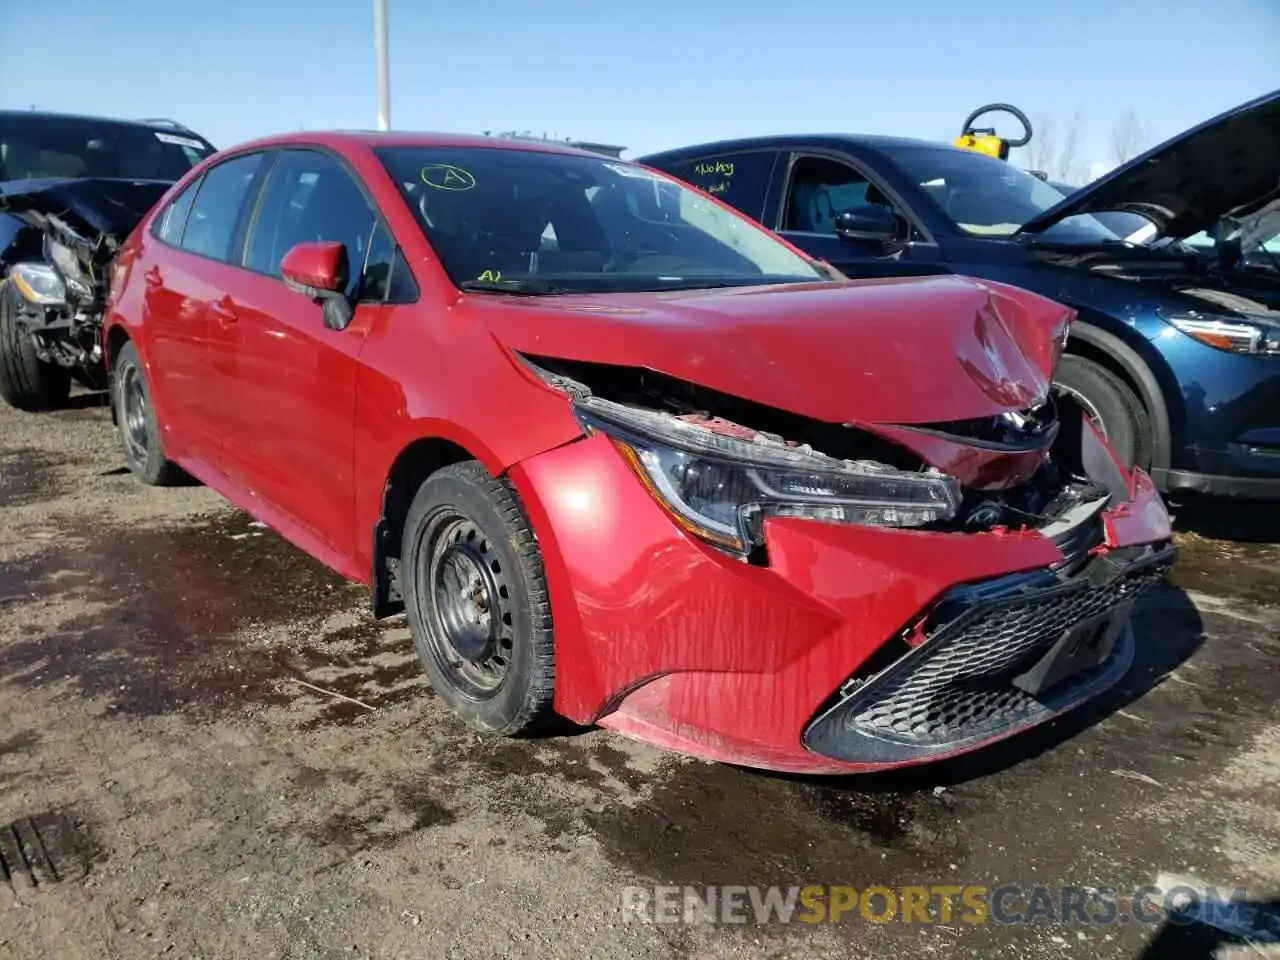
(281, 241, 354, 331)
(833, 205, 902, 244)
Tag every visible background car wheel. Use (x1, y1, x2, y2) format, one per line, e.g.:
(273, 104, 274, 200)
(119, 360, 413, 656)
(1054, 354, 1152, 469)
(0, 281, 72, 412)
(401, 460, 555, 736)
(112, 341, 186, 486)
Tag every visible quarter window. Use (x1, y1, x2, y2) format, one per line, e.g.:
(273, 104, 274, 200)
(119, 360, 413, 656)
(245, 149, 377, 300)
(359, 221, 418, 303)
(181, 152, 265, 261)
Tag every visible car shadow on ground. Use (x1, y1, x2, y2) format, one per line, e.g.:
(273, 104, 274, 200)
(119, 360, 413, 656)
(1138, 897, 1280, 958)
(748, 582, 1204, 794)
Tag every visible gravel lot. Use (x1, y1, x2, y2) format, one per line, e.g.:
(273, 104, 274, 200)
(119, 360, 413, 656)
(1, 390, 1278, 959)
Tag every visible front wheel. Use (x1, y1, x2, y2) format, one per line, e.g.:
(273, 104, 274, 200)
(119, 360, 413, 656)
(1054, 354, 1152, 470)
(401, 461, 556, 735)
(0, 281, 72, 412)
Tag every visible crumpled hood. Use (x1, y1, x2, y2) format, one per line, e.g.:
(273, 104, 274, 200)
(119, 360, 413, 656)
(473, 275, 1072, 426)
(1018, 89, 1280, 240)
(0, 177, 173, 241)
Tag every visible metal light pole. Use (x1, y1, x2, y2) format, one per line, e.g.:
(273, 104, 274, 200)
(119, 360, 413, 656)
(373, 0, 390, 130)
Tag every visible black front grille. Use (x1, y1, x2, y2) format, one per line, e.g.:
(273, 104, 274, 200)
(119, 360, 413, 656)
(803, 544, 1176, 765)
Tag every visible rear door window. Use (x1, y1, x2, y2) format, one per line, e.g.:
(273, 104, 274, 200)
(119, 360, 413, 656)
(180, 152, 266, 262)
(664, 150, 778, 221)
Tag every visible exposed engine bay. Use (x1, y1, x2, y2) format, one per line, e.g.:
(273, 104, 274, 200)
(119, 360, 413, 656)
(0, 179, 171, 377)
(518, 353, 1122, 557)
(1031, 240, 1280, 314)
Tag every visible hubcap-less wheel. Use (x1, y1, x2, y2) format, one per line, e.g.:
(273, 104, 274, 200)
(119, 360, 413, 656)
(418, 512, 516, 699)
(119, 362, 150, 466)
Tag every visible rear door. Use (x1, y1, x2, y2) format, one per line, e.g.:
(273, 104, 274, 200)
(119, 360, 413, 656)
(141, 150, 267, 466)
(214, 147, 414, 555)
(773, 151, 946, 279)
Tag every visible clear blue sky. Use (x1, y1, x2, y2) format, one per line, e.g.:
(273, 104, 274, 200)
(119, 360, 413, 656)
(3, 0, 1277, 172)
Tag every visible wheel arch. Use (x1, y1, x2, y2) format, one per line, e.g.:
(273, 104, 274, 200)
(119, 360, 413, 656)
(1064, 319, 1175, 474)
(371, 428, 507, 619)
(105, 324, 132, 370)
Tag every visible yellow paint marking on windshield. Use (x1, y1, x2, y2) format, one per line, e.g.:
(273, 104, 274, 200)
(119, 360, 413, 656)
(477, 269, 501, 282)
(421, 164, 477, 191)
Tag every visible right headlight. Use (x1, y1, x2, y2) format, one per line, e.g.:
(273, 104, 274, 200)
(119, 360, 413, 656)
(1158, 308, 1280, 356)
(575, 398, 961, 556)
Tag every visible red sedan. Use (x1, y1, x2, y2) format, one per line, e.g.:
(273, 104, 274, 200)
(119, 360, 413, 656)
(101, 131, 1175, 773)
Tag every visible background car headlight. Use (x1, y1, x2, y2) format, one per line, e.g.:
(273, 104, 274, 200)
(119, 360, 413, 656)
(576, 398, 961, 555)
(1159, 308, 1280, 356)
(8, 263, 67, 306)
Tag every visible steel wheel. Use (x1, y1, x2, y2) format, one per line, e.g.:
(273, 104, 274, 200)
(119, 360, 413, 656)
(119, 361, 150, 467)
(416, 511, 517, 700)
(111, 341, 186, 487)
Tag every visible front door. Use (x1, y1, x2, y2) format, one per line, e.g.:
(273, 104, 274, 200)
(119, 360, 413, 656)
(211, 147, 393, 555)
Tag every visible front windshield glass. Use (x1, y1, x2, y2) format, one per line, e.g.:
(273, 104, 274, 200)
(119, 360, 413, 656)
(0, 116, 213, 183)
(878, 144, 1121, 244)
(375, 145, 823, 293)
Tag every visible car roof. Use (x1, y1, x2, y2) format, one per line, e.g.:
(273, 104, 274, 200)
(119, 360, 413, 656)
(0, 109, 201, 133)
(638, 133, 951, 162)
(222, 129, 610, 159)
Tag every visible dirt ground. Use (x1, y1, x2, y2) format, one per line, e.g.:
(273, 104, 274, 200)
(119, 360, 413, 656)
(1, 391, 1278, 960)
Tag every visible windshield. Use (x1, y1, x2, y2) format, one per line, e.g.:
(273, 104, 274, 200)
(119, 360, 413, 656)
(375, 146, 823, 293)
(878, 144, 1122, 244)
(0, 115, 213, 183)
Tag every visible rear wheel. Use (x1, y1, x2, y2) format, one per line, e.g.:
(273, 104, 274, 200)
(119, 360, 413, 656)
(0, 281, 72, 412)
(1054, 354, 1152, 469)
(112, 341, 186, 486)
(401, 461, 556, 735)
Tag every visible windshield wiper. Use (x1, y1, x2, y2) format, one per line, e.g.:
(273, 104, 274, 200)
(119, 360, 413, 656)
(458, 278, 581, 296)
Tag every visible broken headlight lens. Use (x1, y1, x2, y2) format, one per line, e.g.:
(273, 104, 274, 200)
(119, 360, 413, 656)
(576, 398, 961, 555)
(8, 263, 67, 306)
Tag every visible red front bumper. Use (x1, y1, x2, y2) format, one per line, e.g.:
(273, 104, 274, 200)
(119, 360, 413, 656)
(508, 434, 1174, 774)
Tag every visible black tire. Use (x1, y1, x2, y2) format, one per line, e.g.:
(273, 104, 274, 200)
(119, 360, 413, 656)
(1054, 354, 1152, 469)
(401, 460, 556, 735)
(0, 281, 72, 412)
(111, 341, 186, 486)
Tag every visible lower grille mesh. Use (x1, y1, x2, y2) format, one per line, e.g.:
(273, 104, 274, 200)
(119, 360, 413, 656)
(804, 546, 1175, 764)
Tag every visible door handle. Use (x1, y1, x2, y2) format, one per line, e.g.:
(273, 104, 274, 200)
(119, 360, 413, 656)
(144, 267, 163, 289)
(208, 297, 238, 325)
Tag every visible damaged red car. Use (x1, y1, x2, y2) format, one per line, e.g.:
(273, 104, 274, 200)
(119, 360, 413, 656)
(102, 132, 1176, 773)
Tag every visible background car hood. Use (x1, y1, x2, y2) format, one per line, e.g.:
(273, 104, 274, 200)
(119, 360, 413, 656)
(1017, 88, 1280, 240)
(0, 177, 173, 240)
(474, 275, 1072, 425)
